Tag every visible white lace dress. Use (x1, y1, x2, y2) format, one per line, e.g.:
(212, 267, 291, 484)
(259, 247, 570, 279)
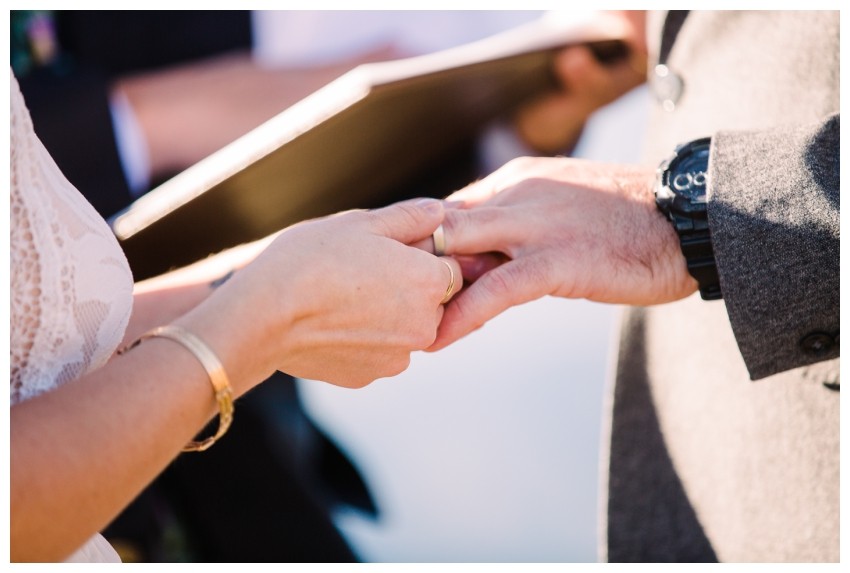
(10, 70, 135, 562)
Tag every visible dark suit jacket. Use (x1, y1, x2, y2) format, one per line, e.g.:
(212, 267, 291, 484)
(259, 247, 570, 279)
(603, 11, 839, 562)
(15, 10, 252, 218)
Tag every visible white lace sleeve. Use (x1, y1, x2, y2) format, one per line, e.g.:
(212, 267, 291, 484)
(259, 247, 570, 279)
(10, 69, 134, 405)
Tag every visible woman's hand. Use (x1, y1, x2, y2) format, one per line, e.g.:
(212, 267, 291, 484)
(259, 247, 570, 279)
(10, 198, 459, 562)
(179, 198, 461, 389)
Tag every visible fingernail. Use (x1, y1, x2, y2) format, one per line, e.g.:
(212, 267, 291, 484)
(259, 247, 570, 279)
(416, 198, 443, 214)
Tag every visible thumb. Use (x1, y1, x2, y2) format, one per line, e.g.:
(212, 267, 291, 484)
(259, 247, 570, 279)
(368, 198, 444, 244)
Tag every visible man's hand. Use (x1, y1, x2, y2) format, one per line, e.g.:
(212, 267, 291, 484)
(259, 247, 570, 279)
(428, 156, 697, 351)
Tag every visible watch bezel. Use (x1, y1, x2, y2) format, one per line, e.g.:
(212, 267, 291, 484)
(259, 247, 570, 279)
(655, 137, 712, 216)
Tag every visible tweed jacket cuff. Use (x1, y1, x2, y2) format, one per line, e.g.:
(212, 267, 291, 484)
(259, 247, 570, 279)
(707, 113, 839, 379)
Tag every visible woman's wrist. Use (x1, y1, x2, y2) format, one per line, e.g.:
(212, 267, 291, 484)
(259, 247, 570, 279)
(173, 263, 299, 397)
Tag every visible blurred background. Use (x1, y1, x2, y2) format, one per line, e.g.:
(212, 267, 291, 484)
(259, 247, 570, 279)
(298, 83, 649, 562)
(12, 9, 648, 562)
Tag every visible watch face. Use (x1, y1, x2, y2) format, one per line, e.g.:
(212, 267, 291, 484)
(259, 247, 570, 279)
(669, 146, 710, 202)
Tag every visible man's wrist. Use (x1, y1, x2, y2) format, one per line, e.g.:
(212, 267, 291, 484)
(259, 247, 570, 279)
(654, 137, 721, 300)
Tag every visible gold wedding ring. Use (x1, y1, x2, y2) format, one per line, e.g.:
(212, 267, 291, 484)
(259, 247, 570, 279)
(440, 259, 455, 304)
(432, 224, 446, 257)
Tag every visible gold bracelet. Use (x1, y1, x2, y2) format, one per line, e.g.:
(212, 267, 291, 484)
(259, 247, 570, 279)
(119, 325, 234, 452)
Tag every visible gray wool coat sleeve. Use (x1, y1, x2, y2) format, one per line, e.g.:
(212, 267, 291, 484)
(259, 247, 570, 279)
(604, 12, 839, 563)
(708, 113, 840, 380)
(639, 10, 840, 382)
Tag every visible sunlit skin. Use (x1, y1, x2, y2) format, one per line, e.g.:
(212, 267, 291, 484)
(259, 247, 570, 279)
(418, 157, 696, 351)
(407, 11, 697, 350)
(11, 198, 460, 562)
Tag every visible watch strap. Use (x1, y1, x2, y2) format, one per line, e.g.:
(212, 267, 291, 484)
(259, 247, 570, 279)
(679, 229, 721, 300)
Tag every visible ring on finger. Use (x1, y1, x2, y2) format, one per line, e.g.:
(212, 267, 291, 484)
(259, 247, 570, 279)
(432, 224, 446, 257)
(440, 259, 455, 304)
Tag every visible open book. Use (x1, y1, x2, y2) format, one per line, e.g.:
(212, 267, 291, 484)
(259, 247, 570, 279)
(110, 12, 627, 279)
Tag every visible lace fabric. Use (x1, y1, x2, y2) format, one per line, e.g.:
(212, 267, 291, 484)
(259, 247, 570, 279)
(10, 70, 135, 562)
(64, 533, 122, 563)
(9, 70, 134, 407)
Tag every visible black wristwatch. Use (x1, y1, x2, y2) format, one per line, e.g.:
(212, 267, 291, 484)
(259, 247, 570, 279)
(654, 137, 722, 300)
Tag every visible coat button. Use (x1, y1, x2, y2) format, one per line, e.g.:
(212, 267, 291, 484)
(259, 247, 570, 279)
(652, 64, 684, 111)
(799, 332, 835, 356)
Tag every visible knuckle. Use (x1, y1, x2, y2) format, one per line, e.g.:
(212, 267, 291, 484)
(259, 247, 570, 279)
(412, 325, 439, 349)
(482, 269, 515, 300)
(392, 203, 422, 230)
(519, 256, 554, 292)
(366, 211, 393, 237)
(385, 354, 411, 378)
